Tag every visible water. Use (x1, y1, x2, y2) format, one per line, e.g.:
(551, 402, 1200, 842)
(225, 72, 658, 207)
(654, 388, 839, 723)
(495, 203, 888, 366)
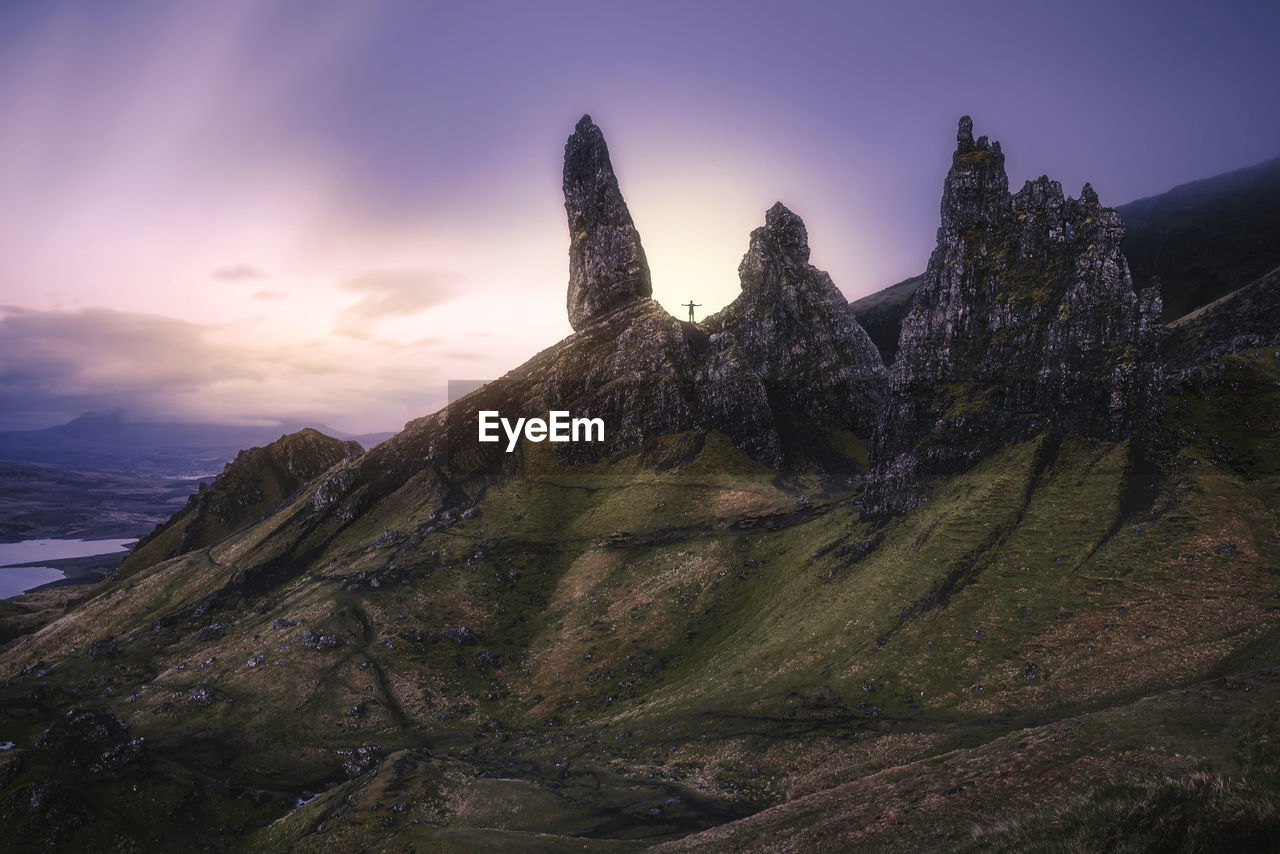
(0, 538, 136, 599)
(0, 565, 65, 597)
(0, 538, 137, 565)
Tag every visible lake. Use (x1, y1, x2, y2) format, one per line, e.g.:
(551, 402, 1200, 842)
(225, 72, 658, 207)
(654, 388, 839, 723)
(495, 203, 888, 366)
(0, 538, 136, 599)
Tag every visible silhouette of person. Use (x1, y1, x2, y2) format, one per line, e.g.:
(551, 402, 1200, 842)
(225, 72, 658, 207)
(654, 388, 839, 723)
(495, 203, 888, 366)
(682, 301, 701, 322)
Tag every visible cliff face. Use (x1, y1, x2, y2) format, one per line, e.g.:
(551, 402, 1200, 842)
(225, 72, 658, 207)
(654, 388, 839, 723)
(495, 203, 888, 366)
(564, 115, 653, 331)
(864, 118, 1163, 517)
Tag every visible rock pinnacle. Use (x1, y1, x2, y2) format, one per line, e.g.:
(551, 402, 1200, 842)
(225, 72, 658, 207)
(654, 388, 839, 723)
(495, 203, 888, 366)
(563, 115, 652, 331)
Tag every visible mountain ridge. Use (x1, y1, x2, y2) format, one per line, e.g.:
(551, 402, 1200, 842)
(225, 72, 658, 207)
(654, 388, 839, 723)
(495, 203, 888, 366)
(1, 115, 1277, 852)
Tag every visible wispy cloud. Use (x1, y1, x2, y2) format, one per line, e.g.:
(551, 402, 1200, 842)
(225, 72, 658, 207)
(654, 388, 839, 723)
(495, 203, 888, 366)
(213, 264, 264, 281)
(0, 305, 463, 432)
(335, 267, 461, 338)
(0, 307, 248, 426)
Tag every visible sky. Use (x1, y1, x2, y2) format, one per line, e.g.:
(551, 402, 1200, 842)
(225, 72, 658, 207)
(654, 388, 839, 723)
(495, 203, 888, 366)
(0, 0, 1278, 433)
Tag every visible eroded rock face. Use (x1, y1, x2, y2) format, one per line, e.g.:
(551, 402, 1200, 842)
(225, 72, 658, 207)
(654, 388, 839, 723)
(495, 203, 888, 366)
(705, 202, 887, 440)
(864, 117, 1163, 517)
(564, 114, 652, 331)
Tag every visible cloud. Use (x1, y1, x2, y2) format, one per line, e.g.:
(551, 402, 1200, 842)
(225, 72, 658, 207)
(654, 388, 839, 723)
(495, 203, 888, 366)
(336, 267, 461, 337)
(0, 304, 494, 433)
(213, 264, 264, 281)
(253, 289, 288, 301)
(0, 306, 251, 428)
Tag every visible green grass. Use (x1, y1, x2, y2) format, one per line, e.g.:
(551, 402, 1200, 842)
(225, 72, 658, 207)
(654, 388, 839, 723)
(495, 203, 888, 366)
(2, 350, 1279, 850)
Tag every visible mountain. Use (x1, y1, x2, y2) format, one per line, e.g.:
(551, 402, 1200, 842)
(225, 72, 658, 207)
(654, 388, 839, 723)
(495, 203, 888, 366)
(0, 412, 389, 478)
(0, 116, 1278, 852)
(118, 429, 362, 579)
(1118, 155, 1280, 321)
(849, 272, 921, 364)
(850, 152, 1280, 364)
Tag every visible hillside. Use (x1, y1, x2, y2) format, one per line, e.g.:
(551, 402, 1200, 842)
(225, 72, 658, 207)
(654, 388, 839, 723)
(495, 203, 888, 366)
(1119, 155, 1280, 321)
(0, 117, 1277, 852)
(849, 273, 922, 365)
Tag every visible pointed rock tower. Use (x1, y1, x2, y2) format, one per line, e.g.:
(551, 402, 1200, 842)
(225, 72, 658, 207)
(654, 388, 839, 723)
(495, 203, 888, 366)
(564, 115, 653, 330)
(864, 117, 1163, 517)
(705, 202, 886, 439)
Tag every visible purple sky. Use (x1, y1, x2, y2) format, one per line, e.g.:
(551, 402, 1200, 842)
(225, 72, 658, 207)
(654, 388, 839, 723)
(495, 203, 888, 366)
(1, 0, 1278, 432)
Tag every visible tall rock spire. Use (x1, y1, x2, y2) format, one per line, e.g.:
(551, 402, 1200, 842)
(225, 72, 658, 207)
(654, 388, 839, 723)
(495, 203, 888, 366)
(706, 202, 886, 438)
(864, 116, 1163, 518)
(563, 115, 652, 331)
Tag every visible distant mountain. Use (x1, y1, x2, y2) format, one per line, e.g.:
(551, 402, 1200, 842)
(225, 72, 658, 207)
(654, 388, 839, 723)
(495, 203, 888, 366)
(849, 273, 922, 364)
(0, 412, 389, 478)
(850, 154, 1280, 363)
(1118, 155, 1280, 321)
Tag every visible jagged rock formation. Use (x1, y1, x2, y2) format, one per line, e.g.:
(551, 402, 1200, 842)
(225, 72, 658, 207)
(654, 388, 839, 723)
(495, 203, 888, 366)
(302, 124, 886, 534)
(849, 154, 1280, 367)
(864, 117, 1163, 517)
(120, 428, 361, 575)
(703, 203, 886, 440)
(564, 114, 653, 330)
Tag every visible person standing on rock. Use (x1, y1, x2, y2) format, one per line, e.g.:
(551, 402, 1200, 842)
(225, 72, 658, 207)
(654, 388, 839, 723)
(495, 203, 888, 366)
(683, 300, 701, 322)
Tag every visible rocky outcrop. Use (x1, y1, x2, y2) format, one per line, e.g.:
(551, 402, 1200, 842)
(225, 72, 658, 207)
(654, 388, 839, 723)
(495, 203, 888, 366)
(121, 428, 361, 574)
(303, 122, 890, 531)
(704, 203, 886, 440)
(864, 117, 1163, 517)
(852, 153, 1280, 368)
(564, 114, 653, 331)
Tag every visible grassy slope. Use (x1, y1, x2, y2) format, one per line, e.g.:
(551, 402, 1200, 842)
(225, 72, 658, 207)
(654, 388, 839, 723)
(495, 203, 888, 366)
(1, 354, 1278, 851)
